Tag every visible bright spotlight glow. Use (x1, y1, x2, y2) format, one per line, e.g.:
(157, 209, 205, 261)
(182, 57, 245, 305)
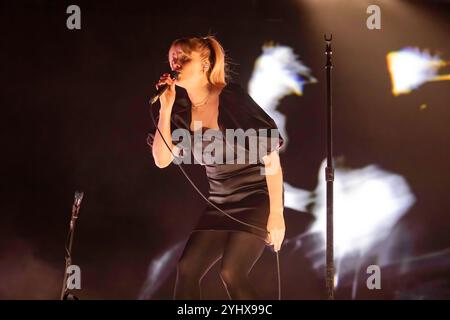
(138, 242, 183, 299)
(248, 43, 317, 149)
(308, 160, 416, 276)
(387, 47, 449, 96)
(284, 182, 313, 213)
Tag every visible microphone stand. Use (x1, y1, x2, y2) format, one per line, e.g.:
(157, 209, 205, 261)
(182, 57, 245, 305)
(60, 191, 84, 300)
(324, 34, 335, 300)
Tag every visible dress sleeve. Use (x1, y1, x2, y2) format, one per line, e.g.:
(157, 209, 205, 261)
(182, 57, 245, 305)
(228, 83, 285, 159)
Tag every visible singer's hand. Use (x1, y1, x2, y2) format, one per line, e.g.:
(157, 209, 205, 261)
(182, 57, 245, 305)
(266, 212, 285, 252)
(156, 73, 176, 109)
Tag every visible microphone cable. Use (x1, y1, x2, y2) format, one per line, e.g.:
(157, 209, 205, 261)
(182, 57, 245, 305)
(148, 85, 282, 301)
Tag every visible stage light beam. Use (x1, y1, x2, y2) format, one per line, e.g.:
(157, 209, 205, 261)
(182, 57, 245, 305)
(387, 47, 450, 96)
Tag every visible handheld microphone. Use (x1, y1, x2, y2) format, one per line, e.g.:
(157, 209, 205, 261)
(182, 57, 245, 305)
(74, 191, 84, 208)
(149, 70, 180, 105)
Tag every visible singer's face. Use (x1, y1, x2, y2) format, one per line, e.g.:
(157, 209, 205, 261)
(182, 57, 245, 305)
(168, 45, 206, 88)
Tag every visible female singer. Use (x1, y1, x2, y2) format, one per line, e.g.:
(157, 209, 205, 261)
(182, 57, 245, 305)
(148, 35, 285, 299)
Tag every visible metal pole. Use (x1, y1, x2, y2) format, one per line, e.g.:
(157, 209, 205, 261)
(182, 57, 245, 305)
(60, 191, 84, 300)
(324, 34, 335, 300)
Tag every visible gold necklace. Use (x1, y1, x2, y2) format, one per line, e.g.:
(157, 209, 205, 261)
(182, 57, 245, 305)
(191, 87, 212, 109)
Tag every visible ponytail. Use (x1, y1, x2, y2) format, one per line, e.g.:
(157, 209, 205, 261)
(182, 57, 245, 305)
(203, 36, 227, 88)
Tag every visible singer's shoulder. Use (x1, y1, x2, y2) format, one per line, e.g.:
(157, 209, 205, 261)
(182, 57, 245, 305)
(219, 82, 257, 106)
(220, 81, 245, 96)
(219, 82, 263, 113)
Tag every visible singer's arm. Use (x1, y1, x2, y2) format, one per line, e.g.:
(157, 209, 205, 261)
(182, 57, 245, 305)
(152, 106, 177, 168)
(263, 150, 285, 252)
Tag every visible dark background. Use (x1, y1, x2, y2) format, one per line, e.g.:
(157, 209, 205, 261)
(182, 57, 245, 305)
(1, 0, 449, 299)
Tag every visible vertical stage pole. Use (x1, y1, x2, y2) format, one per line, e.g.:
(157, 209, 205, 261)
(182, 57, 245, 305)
(324, 34, 335, 300)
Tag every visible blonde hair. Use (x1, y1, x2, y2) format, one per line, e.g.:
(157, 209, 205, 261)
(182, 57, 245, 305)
(170, 35, 229, 88)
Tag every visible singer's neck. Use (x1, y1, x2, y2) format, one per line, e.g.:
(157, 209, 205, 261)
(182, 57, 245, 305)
(186, 80, 213, 106)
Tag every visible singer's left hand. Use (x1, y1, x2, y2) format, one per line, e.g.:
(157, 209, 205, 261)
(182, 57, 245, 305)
(266, 212, 285, 252)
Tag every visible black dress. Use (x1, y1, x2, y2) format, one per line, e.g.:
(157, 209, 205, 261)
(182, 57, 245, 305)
(147, 83, 285, 244)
